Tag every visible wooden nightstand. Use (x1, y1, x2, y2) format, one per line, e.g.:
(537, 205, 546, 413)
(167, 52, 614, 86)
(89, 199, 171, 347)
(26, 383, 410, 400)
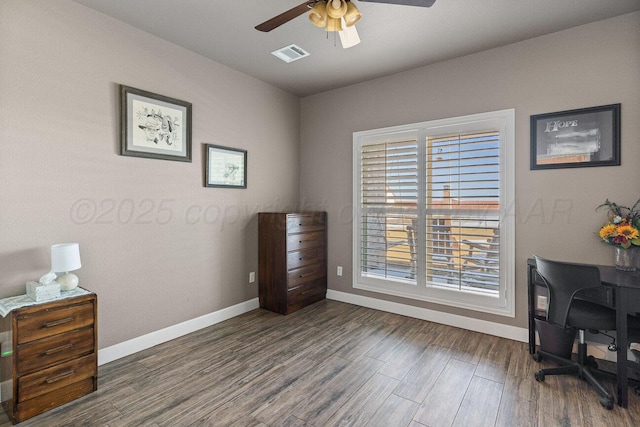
(0, 292, 97, 424)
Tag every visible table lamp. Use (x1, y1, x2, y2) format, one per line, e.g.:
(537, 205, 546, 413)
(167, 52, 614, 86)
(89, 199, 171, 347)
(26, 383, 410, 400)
(51, 243, 82, 291)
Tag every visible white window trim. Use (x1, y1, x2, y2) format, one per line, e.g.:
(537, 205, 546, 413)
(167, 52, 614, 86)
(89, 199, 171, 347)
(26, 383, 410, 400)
(352, 109, 515, 317)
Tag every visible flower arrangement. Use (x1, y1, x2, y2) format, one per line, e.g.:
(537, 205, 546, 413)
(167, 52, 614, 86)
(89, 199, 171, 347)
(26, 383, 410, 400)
(597, 199, 640, 249)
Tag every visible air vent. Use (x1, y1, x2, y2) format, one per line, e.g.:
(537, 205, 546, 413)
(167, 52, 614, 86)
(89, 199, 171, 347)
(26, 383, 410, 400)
(271, 44, 310, 63)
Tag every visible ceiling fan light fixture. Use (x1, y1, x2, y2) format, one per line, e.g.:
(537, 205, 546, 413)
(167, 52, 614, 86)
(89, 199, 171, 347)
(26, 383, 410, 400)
(326, 0, 348, 19)
(309, 2, 328, 28)
(343, 2, 362, 27)
(325, 16, 343, 32)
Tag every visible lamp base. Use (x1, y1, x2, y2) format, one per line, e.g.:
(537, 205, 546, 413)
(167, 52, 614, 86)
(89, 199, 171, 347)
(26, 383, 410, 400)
(57, 272, 79, 291)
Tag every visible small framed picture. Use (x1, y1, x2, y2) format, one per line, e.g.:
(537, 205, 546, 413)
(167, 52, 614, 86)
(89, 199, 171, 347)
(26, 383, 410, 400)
(120, 85, 192, 162)
(530, 104, 620, 170)
(205, 144, 247, 188)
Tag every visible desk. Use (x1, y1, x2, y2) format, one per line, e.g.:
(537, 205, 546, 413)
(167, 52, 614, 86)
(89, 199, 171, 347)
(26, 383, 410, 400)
(527, 259, 640, 408)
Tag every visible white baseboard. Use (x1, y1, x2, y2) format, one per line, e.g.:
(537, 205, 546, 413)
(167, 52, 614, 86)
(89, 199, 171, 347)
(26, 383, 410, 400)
(326, 289, 529, 343)
(97, 298, 259, 366)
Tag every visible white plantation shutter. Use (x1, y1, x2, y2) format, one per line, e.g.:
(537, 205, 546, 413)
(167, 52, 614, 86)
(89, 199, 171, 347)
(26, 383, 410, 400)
(425, 131, 500, 291)
(360, 138, 418, 279)
(354, 110, 515, 316)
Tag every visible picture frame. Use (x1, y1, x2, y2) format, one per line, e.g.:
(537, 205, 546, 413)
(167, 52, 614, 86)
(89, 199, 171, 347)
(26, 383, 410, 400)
(205, 144, 247, 188)
(530, 104, 620, 170)
(120, 85, 192, 162)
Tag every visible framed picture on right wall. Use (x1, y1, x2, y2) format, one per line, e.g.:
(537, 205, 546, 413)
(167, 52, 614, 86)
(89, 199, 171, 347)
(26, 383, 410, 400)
(530, 103, 620, 170)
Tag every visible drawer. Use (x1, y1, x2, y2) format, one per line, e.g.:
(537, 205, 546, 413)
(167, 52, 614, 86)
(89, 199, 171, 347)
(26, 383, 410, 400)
(288, 264, 326, 289)
(15, 377, 96, 422)
(287, 214, 326, 234)
(287, 247, 326, 269)
(287, 280, 326, 307)
(287, 231, 325, 251)
(17, 328, 95, 373)
(18, 353, 96, 403)
(16, 301, 95, 344)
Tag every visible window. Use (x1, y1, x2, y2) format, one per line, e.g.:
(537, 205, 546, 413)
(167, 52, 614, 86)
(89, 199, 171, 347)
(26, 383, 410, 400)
(353, 110, 515, 316)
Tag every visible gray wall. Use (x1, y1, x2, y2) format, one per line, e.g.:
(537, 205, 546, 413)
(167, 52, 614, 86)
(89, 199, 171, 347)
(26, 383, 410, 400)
(2, 0, 638, 353)
(299, 12, 640, 328)
(0, 1, 300, 348)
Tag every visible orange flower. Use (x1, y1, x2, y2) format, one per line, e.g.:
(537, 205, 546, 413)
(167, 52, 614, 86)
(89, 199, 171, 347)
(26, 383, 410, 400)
(599, 224, 617, 239)
(616, 223, 639, 240)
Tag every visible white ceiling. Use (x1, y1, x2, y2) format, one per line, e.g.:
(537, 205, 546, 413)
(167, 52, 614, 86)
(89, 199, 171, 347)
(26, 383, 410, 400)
(72, 0, 640, 97)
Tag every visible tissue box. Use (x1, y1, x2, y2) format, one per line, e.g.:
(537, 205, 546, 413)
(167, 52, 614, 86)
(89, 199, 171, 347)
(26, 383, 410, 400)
(26, 281, 61, 302)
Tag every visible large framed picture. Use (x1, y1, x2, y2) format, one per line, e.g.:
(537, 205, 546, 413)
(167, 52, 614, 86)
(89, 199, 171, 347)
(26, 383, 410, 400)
(530, 104, 620, 170)
(205, 144, 247, 188)
(120, 85, 192, 162)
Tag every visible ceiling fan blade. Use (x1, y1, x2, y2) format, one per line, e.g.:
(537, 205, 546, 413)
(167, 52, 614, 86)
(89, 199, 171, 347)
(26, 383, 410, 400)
(339, 22, 361, 49)
(358, 0, 436, 7)
(255, 1, 316, 32)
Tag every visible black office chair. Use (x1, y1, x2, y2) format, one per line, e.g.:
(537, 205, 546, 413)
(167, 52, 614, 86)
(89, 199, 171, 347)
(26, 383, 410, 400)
(532, 255, 618, 409)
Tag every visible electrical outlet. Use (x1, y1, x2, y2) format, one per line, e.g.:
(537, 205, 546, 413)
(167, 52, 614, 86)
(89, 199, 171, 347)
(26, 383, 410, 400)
(249, 272, 255, 283)
(536, 295, 547, 311)
(337, 266, 343, 276)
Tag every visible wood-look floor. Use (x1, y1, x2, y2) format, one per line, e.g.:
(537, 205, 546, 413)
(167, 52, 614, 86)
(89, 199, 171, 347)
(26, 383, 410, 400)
(3, 300, 640, 426)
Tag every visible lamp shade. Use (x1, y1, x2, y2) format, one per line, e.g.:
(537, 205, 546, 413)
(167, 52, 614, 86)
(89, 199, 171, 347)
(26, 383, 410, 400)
(326, 0, 348, 19)
(325, 16, 343, 32)
(309, 1, 328, 27)
(343, 2, 362, 27)
(51, 243, 82, 273)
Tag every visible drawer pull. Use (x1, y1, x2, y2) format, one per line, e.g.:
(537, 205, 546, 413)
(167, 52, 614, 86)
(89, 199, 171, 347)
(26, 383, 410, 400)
(299, 273, 314, 279)
(45, 370, 75, 384)
(300, 289, 315, 296)
(44, 343, 74, 355)
(43, 317, 75, 328)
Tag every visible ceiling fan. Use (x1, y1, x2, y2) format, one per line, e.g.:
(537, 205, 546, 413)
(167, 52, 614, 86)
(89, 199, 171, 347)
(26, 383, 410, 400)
(255, 0, 436, 48)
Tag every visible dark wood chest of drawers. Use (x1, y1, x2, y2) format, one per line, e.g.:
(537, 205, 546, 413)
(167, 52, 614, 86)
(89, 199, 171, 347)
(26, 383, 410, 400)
(0, 292, 98, 423)
(259, 212, 327, 314)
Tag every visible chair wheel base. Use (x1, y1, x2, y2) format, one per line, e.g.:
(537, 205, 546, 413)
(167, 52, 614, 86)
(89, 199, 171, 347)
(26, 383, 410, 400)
(600, 396, 614, 410)
(534, 371, 545, 382)
(532, 353, 542, 363)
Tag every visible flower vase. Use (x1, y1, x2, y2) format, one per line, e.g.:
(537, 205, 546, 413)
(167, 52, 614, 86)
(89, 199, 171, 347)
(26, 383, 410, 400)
(614, 246, 639, 271)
